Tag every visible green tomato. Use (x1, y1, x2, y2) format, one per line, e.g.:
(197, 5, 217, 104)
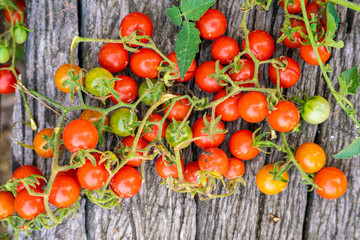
(110, 108, 138, 137)
(14, 27, 27, 44)
(85, 67, 114, 96)
(138, 79, 166, 106)
(0, 46, 11, 63)
(302, 96, 330, 124)
(165, 122, 193, 149)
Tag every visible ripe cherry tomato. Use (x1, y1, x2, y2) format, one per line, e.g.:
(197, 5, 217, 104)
(142, 113, 168, 142)
(165, 122, 193, 149)
(156, 155, 184, 179)
(280, 0, 308, 14)
(63, 119, 98, 153)
(85, 67, 114, 96)
(14, 189, 45, 220)
(98, 43, 129, 73)
(120, 12, 153, 44)
(77, 153, 109, 190)
(49, 172, 81, 208)
(214, 90, 243, 122)
(242, 30, 275, 61)
(195, 61, 225, 93)
(256, 163, 289, 195)
(33, 128, 55, 158)
(166, 51, 197, 82)
(300, 42, 331, 66)
(238, 91, 268, 123)
(79, 109, 110, 134)
(301, 96, 330, 124)
(315, 167, 347, 199)
(280, 19, 307, 49)
(211, 36, 240, 65)
(121, 136, 149, 167)
(268, 56, 301, 88)
(12, 165, 44, 193)
(192, 115, 226, 149)
(306, 2, 327, 31)
(130, 48, 162, 79)
(0, 65, 19, 94)
(109, 75, 138, 104)
(163, 96, 191, 121)
(268, 101, 300, 132)
(110, 166, 142, 198)
(138, 79, 166, 106)
(110, 108, 138, 137)
(195, 9, 227, 40)
(198, 148, 229, 176)
(229, 130, 259, 160)
(54, 63, 83, 93)
(0, 191, 15, 219)
(228, 59, 255, 88)
(295, 142, 326, 173)
(224, 157, 245, 180)
(184, 161, 201, 185)
(4, 0, 26, 24)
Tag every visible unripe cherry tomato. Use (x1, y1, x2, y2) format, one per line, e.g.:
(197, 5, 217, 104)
(211, 36, 240, 65)
(229, 130, 259, 160)
(130, 48, 162, 79)
(165, 122, 193, 149)
(0, 46, 11, 64)
(77, 153, 109, 190)
(195, 9, 227, 40)
(12, 165, 44, 193)
(256, 163, 289, 195)
(49, 172, 81, 208)
(33, 128, 55, 158)
(242, 30, 275, 61)
(63, 119, 98, 153)
(14, 27, 27, 44)
(163, 96, 191, 121)
(295, 142, 326, 173)
(121, 136, 149, 167)
(0, 191, 15, 219)
(184, 161, 202, 185)
(142, 113, 168, 142)
(15, 189, 45, 220)
(98, 43, 129, 73)
(166, 51, 197, 82)
(155, 155, 184, 179)
(110, 108, 138, 137)
(228, 59, 255, 88)
(138, 79, 166, 106)
(120, 12, 153, 44)
(198, 148, 229, 176)
(0, 65, 19, 94)
(300, 43, 331, 66)
(315, 167, 347, 199)
(4, 0, 26, 24)
(109, 75, 138, 104)
(280, 0, 308, 14)
(268, 56, 301, 88)
(195, 61, 225, 93)
(214, 90, 243, 122)
(110, 166, 142, 198)
(301, 96, 330, 124)
(54, 63, 83, 93)
(192, 115, 226, 149)
(280, 19, 307, 49)
(268, 101, 300, 132)
(85, 67, 114, 96)
(238, 91, 268, 123)
(224, 157, 245, 180)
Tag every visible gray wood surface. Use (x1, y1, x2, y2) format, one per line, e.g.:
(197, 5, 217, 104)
(10, 0, 360, 239)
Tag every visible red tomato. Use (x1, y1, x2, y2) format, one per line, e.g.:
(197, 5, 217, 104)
(130, 48, 162, 79)
(33, 128, 54, 158)
(49, 173, 81, 208)
(77, 153, 109, 190)
(224, 157, 245, 180)
(14, 189, 45, 220)
(63, 119, 98, 153)
(228, 59, 255, 88)
(163, 96, 191, 121)
(195, 61, 225, 93)
(195, 9, 227, 40)
(198, 148, 229, 176)
(166, 51, 197, 82)
(142, 113, 168, 142)
(242, 30, 275, 61)
(184, 161, 201, 184)
(54, 63, 83, 94)
(269, 56, 301, 88)
(300, 43, 331, 66)
(214, 89, 243, 121)
(110, 166, 142, 198)
(12, 165, 44, 193)
(238, 91, 268, 123)
(268, 101, 300, 132)
(280, 0, 308, 14)
(98, 43, 129, 73)
(0, 65, 19, 94)
(58, 169, 78, 181)
(120, 12, 153, 44)
(280, 19, 307, 49)
(0, 191, 15, 219)
(109, 75, 138, 104)
(155, 155, 184, 179)
(295, 142, 326, 173)
(120, 136, 149, 167)
(315, 167, 347, 199)
(79, 109, 110, 135)
(211, 36, 240, 65)
(192, 115, 226, 149)
(306, 2, 327, 31)
(4, 0, 26, 24)
(229, 130, 259, 160)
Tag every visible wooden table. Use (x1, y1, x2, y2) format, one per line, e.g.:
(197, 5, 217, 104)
(11, 0, 360, 239)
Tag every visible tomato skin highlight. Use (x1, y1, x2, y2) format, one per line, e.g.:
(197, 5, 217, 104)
(280, 0, 308, 14)
(142, 113, 167, 142)
(110, 108, 138, 137)
(280, 19, 307, 49)
(130, 48, 162, 79)
(300, 43, 331, 66)
(192, 115, 226, 149)
(12, 165, 44, 193)
(238, 91, 268, 123)
(224, 157, 245, 180)
(315, 167, 347, 199)
(166, 51, 197, 82)
(120, 12, 153, 44)
(214, 89, 243, 122)
(242, 30, 275, 61)
(228, 59, 255, 88)
(211, 36, 240, 65)
(54, 63, 82, 94)
(0, 191, 15, 219)
(0, 65, 19, 94)
(156, 156, 184, 179)
(268, 56, 301, 88)
(121, 136, 149, 167)
(195, 61, 225, 93)
(195, 9, 227, 40)
(256, 164, 289, 195)
(63, 119, 99, 153)
(295, 142, 326, 173)
(98, 43, 129, 73)
(110, 166, 142, 198)
(49, 173, 81, 208)
(33, 128, 55, 158)
(229, 130, 259, 160)
(109, 75, 138, 104)
(268, 101, 300, 132)
(198, 148, 229, 176)
(163, 96, 191, 122)
(77, 153, 109, 190)
(14, 189, 45, 220)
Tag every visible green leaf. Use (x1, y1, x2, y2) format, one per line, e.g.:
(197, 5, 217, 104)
(338, 66, 360, 95)
(175, 22, 201, 80)
(326, 2, 340, 39)
(334, 137, 360, 159)
(179, 0, 215, 21)
(166, 6, 182, 27)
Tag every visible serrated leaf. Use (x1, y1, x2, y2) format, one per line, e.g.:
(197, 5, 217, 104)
(175, 21, 201, 80)
(338, 66, 360, 95)
(166, 6, 182, 27)
(179, 0, 215, 21)
(326, 2, 340, 39)
(334, 137, 360, 159)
